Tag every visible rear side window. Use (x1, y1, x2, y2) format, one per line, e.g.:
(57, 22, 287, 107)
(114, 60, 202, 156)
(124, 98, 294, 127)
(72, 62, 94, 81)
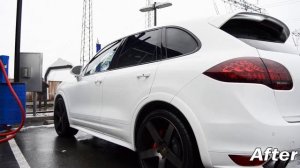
(220, 13, 290, 43)
(165, 28, 198, 58)
(114, 29, 160, 68)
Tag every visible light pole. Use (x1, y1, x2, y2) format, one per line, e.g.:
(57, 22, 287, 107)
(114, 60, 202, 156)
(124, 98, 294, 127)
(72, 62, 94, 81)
(140, 2, 172, 27)
(14, 0, 23, 82)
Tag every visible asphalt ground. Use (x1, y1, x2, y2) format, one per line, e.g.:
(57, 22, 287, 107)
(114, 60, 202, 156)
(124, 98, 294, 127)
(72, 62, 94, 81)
(1, 126, 139, 168)
(1, 125, 300, 168)
(0, 141, 19, 168)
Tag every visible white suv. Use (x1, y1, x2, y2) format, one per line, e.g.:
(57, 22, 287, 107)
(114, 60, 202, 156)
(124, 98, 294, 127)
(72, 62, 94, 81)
(54, 12, 300, 168)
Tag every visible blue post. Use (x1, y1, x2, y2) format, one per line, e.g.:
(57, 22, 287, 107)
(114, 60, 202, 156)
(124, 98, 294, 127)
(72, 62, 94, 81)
(96, 39, 101, 53)
(0, 55, 9, 83)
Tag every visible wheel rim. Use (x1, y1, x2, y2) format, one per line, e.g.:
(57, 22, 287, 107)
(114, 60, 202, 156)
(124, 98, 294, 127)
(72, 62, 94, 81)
(138, 116, 185, 168)
(54, 100, 65, 134)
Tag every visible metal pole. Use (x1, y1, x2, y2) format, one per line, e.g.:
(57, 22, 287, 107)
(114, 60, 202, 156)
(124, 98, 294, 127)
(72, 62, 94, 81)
(14, 0, 23, 82)
(154, 2, 157, 26)
(292, 36, 300, 55)
(33, 92, 37, 116)
(43, 92, 47, 111)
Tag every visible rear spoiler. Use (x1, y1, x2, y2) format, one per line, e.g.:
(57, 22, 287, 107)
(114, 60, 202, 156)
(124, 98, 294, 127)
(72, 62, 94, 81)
(208, 12, 290, 43)
(208, 12, 238, 28)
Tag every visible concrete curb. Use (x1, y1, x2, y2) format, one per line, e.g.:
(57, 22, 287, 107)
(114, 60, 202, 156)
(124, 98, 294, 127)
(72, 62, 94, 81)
(25, 116, 53, 123)
(25, 112, 54, 126)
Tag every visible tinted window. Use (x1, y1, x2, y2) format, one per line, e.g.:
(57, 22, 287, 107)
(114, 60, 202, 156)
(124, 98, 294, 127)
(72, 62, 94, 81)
(85, 41, 121, 75)
(166, 28, 198, 58)
(221, 19, 288, 43)
(115, 30, 159, 68)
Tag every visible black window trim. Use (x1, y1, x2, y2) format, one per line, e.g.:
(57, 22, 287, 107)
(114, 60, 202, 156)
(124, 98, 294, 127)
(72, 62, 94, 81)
(100, 27, 162, 72)
(81, 25, 201, 76)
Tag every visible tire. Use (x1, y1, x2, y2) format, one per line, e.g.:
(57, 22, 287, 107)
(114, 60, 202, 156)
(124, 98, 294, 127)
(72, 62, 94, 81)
(136, 109, 203, 168)
(54, 97, 78, 137)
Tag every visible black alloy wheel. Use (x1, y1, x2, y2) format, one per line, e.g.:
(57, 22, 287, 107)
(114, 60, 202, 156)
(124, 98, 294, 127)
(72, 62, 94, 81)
(137, 109, 201, 168)
(54, 97, 78, 137)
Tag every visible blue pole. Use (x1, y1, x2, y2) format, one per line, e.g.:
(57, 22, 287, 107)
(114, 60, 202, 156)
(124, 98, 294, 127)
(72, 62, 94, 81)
(96, 39, 101, 53)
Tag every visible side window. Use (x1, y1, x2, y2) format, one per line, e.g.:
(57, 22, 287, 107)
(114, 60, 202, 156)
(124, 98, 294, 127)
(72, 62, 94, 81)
(84, 41, 121, 76)
(114, 29, 160, 69)
(165, 28, 198, 58)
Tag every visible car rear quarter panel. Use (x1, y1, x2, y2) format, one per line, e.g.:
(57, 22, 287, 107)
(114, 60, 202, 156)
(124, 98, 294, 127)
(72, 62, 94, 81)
(151, 22, 260, 101)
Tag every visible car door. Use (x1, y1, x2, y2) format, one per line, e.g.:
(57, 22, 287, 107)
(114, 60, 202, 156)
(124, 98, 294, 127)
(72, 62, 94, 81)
(100, 29, 162, 140)
(66, 41, 122, 128)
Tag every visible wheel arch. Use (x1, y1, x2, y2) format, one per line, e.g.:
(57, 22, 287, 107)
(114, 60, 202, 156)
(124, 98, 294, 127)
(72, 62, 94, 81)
(54, 94, 63, 104)
(134, 101, 188, 142)
(54, 91, 72, 122)
(133, 100, 205, 167)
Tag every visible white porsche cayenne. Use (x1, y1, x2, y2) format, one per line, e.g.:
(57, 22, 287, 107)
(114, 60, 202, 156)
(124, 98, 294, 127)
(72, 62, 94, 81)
(54, 12, 300, 168)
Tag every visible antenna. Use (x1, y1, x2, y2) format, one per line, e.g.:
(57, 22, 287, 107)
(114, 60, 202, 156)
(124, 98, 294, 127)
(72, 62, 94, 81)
(80, 0, 94, 66)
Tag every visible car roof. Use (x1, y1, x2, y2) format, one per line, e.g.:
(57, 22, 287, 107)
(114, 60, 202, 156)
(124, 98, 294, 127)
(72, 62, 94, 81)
(110, 12, 245, 42)
(104, 12, 287, 48)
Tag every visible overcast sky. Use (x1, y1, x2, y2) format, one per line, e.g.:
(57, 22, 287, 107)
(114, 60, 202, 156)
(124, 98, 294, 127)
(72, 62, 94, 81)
(0, 0, 300, 78)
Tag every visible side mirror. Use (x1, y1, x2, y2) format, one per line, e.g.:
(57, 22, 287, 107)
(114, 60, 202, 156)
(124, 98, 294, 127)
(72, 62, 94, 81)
(71, 65, 82, 80)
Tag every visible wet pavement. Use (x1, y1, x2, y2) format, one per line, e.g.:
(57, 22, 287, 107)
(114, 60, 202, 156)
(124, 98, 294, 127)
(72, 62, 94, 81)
(0, 142, 19, 168)
(6, 126, 139, 168)
(2, 125, 300, 168)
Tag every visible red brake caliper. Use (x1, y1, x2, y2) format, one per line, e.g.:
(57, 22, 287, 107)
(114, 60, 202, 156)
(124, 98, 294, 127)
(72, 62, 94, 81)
(152, 129, 165, 150)
(152, 143, 158, 149)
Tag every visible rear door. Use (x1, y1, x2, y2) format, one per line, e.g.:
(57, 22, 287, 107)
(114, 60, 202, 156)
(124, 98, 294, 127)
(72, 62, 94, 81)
(99, 28, 161, 140)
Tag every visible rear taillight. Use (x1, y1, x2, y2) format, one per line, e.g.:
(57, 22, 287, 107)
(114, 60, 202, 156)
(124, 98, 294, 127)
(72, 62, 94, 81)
(204, 57, 293, 90)
(229, 155, 266, 166)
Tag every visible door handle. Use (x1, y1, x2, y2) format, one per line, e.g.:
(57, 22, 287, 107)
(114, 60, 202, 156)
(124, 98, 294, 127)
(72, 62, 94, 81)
(137, 73, 151, 79)
(94, 80, 102, 86)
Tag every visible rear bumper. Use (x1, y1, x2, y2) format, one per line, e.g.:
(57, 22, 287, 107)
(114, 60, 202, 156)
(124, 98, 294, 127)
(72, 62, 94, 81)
(207, 122, 300, 167)
(209, 150, 297, 168)
(175, 75, 300, 167)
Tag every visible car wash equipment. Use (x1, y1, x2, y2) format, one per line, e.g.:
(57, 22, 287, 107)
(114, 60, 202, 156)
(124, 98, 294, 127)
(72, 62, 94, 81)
(0, 55, 26, 143)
